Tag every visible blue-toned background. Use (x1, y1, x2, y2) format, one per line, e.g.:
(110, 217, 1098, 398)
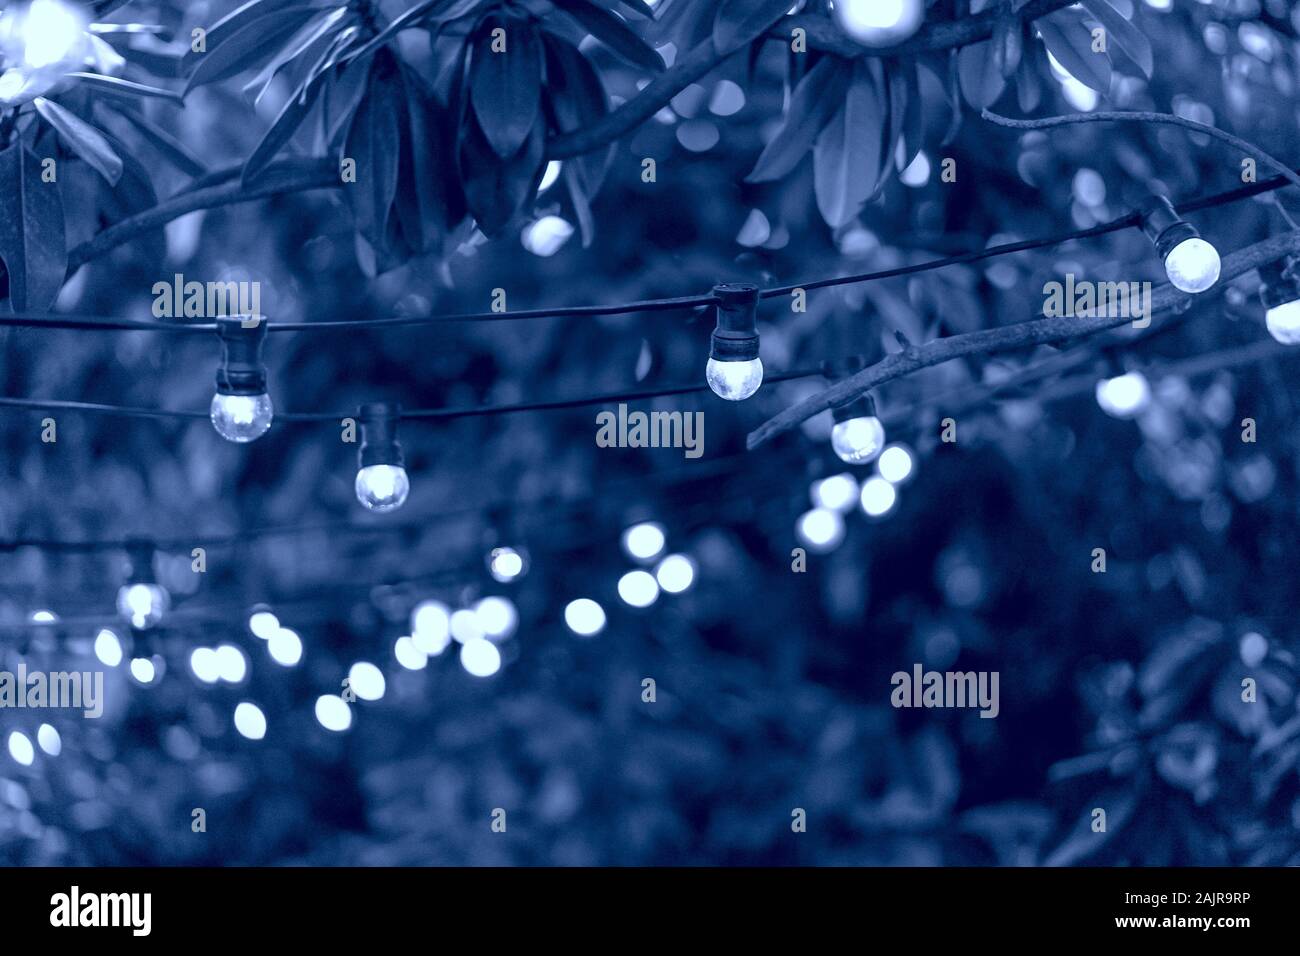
(2, 0, 1299, 865)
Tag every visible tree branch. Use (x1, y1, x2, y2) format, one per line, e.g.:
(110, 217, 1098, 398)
(745, 230, 1300, 449)
(982, 109, 1300, 193)
(547, 0, 1075, 159)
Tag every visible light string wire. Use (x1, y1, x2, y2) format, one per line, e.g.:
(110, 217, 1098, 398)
(0, 166, 1295, 336)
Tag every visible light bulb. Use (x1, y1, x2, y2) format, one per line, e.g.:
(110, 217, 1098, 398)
(706, 357, 764, 401)
(355, 464, 409, 512)
(832, 0, 925, 47)
(1265, 299, 1300, 344)
(831, 415, 886, 464)
(1164, 237, 1220, 294)
(1095, 371, 1151, 419)
(210, 392, 273, 442)
(116, 582, 169, 629)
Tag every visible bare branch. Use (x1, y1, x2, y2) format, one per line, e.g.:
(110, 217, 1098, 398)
(983, 109, 1300, 193)
(745, 230, 1300, 449)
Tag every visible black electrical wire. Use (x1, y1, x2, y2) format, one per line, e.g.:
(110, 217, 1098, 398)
(1, 168, 1294, 335)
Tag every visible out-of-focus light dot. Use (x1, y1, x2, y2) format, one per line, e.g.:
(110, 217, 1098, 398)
(655, 554, 696, 594)
(565, 598, 606, 637)
(900, 151, 930, 187)
(216, 644, 247, 683)
(488, 547, 526, 582)
(450, 608, 484, 644)
(394, 635, 427, 670)
(1073, 168, 1106, 207)
(877, 444, 914, 484)
(1240, 631, 1268, 667)
(708, 79, 745, 116)
(7, 731, 34, 766)
(860, 476, 898, 518)
(460, 638, 502, 677)
(315, 695, 352, 732)
(411, 599, 450, 646)
(1095, 371, 1151, 419)
(811, 473, 858, 512)
(618, 569, 660, 608)
(29, 610, 57, 623)
(94, 628, 122, 667)
(190, 647, 220, 684)
(233, 702, 266, 740)
(796, 507, 844, 553)
(522, 215, 574, 257)
(36, 724, 60, 756)
(538, 160, 562, 193)
(622, 522, 666, 561)
(129, 657, 157, 684)
(348, 661, 385, 701)
(676, 118, 719, 152)
(1265, 299, 1300, 344)
(474, 596, 518, 640)
(268, 627, 303, 666)
(248, 608, 279, 640)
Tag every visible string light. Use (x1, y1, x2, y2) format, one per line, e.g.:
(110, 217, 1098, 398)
(1258, 257, 1300, 344)
(210, 317, 273, 442)
(115, 540, 169, 629)
(831, 0, 925, 47)
(830, 393, 886, 465)
(707, 283, 763, 401)
(354, 402, 409, 513)
(1095, 370, 1152, 419)
(1139, 196, 1220, 294)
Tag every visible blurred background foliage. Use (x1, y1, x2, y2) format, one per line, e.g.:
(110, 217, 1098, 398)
(2, 0, 1300, 865)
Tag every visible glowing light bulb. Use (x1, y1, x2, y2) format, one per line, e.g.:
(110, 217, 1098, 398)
(116, 582, 169, 629)
(706, 357, 764, 401)
(1265, 299, 1300, 344)
(831, 415, 886, 464)
(796, 507, 844, 553)
(1164, 237, 1220, 294)
(1095, 371, 1151, 419)
(354, 402, 408, 512)
(355, 464, 410, 512)
(832, 0, 925, 47)
(210, 392, 273, 442)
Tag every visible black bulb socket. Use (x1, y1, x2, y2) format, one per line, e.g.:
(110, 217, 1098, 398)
(710, 283, 760, 362)
(357, 402, 404, 469)
(215, 316, 269, 396)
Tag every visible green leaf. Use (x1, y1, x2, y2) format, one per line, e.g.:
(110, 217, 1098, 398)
(394, 66, 461, 255)
(344, 53, 403, 246)
(813, 60, 884, 229)
(712, 0, 792, 56)
(67, 72, 183, 104)
(183, 0, 301, 68)
(1037, 8, 1112, 94)
(470, 15, 543, 159)
(108, 105, 209, 177)
(542, 36, 610, 196)
(0, 143, 67, 312)
(183, 6, 324, 95)
(564, 162, 595, 248)
(992, 14, 1024, 79)
(898, 59, 923, 171)
(957, 39, 1006, 110)
(241, 70, 329, 186)
(611, 0, 655, 18)
(32, 97, 124, 186)
(323, 57, 371, 150)
(745, 56, 852, 184)
(1081, 0, 1153, 79)
(244, 6, 351, 105)
(551, 0, 664, 72)
(459, 111, 546, 237)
